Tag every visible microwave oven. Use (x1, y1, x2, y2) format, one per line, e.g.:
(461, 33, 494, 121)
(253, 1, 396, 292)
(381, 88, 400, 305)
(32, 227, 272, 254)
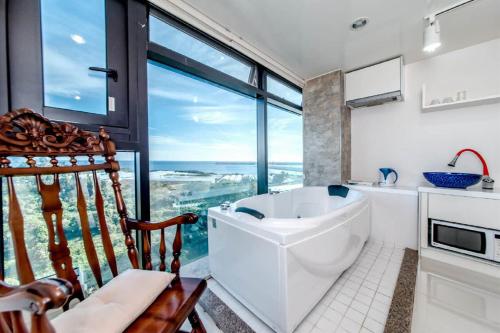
(429, 219, 500, 263)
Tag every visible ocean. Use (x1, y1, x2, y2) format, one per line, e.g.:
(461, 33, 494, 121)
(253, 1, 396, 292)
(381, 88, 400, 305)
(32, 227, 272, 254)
(121, 160, 303, 175)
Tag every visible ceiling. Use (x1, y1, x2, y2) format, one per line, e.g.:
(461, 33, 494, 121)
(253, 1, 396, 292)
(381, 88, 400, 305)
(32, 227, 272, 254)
(181, 0, 500, 81)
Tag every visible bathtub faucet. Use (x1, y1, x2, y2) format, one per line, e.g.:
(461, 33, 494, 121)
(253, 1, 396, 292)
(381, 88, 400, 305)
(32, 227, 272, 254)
(448, 148, 494, 189)
(269, 190, 281, 195)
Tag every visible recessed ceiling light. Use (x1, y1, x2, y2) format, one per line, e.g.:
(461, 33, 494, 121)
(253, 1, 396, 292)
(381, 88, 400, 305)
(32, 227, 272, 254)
(351, 17, 369, 31)
(70, 34, 86, 44)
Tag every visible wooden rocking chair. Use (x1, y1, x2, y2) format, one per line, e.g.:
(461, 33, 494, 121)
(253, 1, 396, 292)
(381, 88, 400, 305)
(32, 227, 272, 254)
(0, 109, 207, 333)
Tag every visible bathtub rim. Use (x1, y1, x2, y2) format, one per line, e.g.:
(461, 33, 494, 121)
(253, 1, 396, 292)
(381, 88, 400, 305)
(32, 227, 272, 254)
(208, 189, 369, 245)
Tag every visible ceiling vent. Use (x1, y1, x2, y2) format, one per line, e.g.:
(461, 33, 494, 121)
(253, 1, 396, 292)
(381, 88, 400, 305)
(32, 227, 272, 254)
(345, 56, 405, 108)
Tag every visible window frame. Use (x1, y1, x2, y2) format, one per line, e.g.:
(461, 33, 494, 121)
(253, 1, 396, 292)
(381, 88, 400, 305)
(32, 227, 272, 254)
(145, 6, 303, 198)
(7, 0, 129, 128)
(0, 0, 6, 280)
(265, 72, 303, 109)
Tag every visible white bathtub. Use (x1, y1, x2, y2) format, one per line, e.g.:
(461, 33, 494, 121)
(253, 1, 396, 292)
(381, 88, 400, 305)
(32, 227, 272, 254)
(207, 186, 370, 333)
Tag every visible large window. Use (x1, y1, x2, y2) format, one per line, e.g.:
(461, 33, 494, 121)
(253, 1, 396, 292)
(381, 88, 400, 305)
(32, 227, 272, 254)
(147, 60, 257, 264)
(2, 153, 136, 294)
(267, 105, 303, 191)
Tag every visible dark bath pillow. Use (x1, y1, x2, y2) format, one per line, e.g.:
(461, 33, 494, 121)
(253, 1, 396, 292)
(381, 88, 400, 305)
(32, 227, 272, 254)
(235, 207, 265, 220)
(328, 185, 350, 198)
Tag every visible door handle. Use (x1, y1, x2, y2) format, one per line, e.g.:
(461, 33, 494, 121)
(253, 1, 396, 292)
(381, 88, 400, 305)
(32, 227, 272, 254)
(89, 67, 118, 82)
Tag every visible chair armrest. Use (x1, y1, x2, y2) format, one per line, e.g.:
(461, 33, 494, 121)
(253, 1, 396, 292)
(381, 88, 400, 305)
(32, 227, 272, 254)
(126, 213, 198, 231)
(0, 278, 73, 315)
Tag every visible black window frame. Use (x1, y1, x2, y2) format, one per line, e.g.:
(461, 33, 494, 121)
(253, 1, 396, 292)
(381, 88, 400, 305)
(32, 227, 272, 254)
(7, 0, 129, 128)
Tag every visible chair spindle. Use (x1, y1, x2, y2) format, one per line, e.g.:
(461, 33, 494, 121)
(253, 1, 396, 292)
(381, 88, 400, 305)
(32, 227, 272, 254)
(0, 313, 14, 333)
(74, 171, 103, 287)
(6, 176, 35, 284)
(9, 312, 28, 333)
(106, 164, 139, 269)
(36, 174, 84, 303)
(171, 224, 182, 277)
(159, 228, 166, 272)
(142, 232, 153, 270)
(92, 168, 118, 277)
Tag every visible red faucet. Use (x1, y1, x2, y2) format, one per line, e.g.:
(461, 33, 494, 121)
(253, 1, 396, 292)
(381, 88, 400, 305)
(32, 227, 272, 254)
(448, 148, 494, 189)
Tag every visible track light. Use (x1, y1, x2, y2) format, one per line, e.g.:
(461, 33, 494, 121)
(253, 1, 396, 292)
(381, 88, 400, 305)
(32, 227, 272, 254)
(423, 16, 441, 53)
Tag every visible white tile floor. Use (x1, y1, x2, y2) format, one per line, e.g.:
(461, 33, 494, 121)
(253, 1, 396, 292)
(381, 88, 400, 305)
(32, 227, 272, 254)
(411, 263, 500, 333)
(207, 240, 405, 333)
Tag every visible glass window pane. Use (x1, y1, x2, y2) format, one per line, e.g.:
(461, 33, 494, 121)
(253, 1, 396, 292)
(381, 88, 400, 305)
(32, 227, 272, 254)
(41, 0, 107, 114)
(267, 104, 303, 191)
(147, 60, 257, 265)
(2, 152, 136, 294)
(267, 75, 303, 106)
(149, 15, 253, 84)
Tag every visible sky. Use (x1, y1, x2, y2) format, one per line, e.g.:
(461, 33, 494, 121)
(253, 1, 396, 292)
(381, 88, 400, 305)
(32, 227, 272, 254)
(40, 1, 303, 163)
(41, 0, 107, 114)
(148, 61, 303, 162)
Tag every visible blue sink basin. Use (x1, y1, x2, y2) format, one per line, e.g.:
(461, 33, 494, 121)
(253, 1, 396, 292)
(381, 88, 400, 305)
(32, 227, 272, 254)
(423, 172, 482, 189)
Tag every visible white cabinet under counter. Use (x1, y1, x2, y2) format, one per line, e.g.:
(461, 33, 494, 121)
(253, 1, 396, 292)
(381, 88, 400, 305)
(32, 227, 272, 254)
(347, 184, 418, 249)
(419, 186, 500, 281)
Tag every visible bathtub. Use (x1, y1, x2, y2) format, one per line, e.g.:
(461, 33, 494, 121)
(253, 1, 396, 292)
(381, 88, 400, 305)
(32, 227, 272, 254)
(207, 186, 370, 333)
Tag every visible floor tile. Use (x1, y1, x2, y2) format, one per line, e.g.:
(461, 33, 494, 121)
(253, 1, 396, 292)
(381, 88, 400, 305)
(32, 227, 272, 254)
(336, 292, 354, 306)
(374, 293, 391, 306)
(358, 286, 376, 298)
(316, 317, 338, 332)
(362, 280, 378, 291)
(329, 300, 348, 315)
(370, 299, 389, 315)
(367, 307, 386, 324)
(339, 317, 361, 333)
(350, 300, 369, 315)
(323, 308, 343, 325)
(363, 317, 384, 333)
(344, 307, 365, 324)
(341, 286, 358, 298)
(354, 292, 372, 306)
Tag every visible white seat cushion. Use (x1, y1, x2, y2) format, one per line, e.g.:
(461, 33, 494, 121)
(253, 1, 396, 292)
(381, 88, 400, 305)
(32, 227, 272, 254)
(51, 269, 176, 333)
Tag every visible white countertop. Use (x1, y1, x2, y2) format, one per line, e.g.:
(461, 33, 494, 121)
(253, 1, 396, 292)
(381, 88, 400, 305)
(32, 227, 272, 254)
(346, 183, 418, 196)
(418, 185, 500, 200)
(346, 182, 500, 199)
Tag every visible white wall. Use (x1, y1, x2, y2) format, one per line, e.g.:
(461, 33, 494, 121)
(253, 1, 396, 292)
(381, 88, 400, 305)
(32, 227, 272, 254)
(351, 38, 500, 186)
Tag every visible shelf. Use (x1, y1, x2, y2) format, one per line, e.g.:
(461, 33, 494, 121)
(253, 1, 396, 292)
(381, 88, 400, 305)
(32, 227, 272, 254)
(421, 84, 500, 111)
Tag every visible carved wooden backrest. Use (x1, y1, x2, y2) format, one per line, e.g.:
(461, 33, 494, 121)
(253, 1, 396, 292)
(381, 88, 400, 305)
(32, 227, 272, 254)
(0, 109, 141, 329)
